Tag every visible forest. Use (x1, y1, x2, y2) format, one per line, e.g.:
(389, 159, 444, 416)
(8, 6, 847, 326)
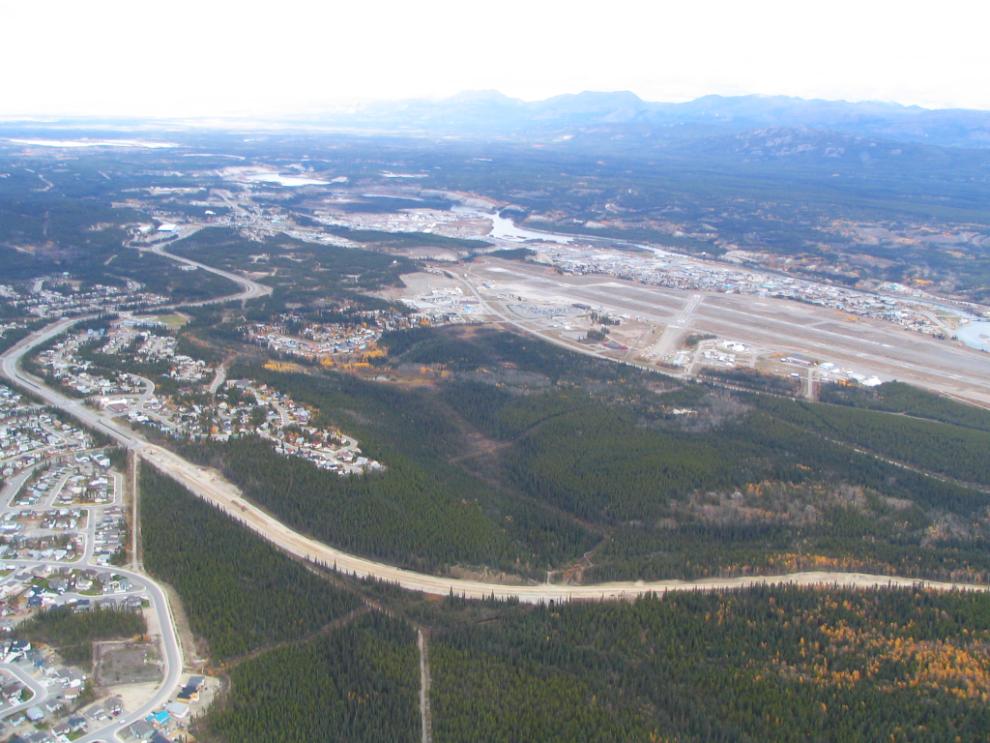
(0, 320, 46, 355)
(222, 131, 990, 299)
(204, 612, 419, 743)
(0, 200, 236, 301)
(7, 124, 990, 301)
(139, 465, 423, 743)
(169, 226, 414, 292)
(323, 224, 490, 250)
(751, 395, 990, 488)
(13, 605, 146, 666)
(136, 440, 990, 743)
(5, 139, 990, 743)
(145, 323, 990, 586)
(819, 380, 990, 432)
(700, 366, 803, 395)
(193, 558, 990, 743)
(139, 465, 360, 660)
(427, 586, 990, 743)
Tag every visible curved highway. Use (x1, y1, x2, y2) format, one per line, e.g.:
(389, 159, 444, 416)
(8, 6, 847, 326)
(150, 239, 270, 304)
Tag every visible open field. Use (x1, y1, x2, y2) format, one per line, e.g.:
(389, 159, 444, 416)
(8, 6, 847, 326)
(95, 640, 164, 686)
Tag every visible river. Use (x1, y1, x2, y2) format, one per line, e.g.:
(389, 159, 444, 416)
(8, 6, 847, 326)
(955, 321, 990, 351)
(454, 206, 575, 244)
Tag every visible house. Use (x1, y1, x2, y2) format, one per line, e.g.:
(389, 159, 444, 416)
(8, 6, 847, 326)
(176, 685, 198, 702)
(67, 715, 87, 733)
(129, 720, 156, 740)
(151, 734, 171, 743)
(165, 702, 189, 718)
(147, 710, 171, 726)
(25, 706, 45, 722)
(104, 695, 123, 714)
(2, 679, 25, 701)
(55, 667, 85, 688)
(84, 705, 108, 721)
(63, 685, 81, 701)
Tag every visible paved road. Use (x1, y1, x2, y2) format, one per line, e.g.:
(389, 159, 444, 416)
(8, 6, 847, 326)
(0, 660, 50, 721)
(150, 237, 270, 304)
(0, 348, 184, 743)
(0, 323, 142, 447)
(0, 480, 182, 743)
(70, 568, 182, 743)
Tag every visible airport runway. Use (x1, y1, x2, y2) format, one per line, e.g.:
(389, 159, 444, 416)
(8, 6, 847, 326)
(463, 260, 990, 408)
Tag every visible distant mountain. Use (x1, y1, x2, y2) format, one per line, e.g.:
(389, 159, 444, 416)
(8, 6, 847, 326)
(302, 91, 990, 149)
(5, 91, 990, 150)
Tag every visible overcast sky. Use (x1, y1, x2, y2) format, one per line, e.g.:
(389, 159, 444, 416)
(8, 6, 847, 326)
(3, 0, 988, 118)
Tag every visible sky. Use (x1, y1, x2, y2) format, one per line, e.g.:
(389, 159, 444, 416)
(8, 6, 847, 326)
(3, 0, 989, 118)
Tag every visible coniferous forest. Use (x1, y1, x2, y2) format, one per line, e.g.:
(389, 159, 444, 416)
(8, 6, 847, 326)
(13, 605, 146, 666)
(428, 587, 990, 743)
(117, 245, 990, 743)
(140, 466, 421, 743)
(140, 465, 360, 660)
(140, 461, 990, 743)
(207, 612, 419, 743)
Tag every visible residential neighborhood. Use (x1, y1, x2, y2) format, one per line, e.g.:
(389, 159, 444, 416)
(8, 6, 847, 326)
(0, 399, 184, 743)
(28, 321, 384, 477)
(0, 281, 168, 321)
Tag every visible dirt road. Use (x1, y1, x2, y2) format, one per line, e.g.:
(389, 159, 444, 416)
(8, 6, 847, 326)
(138, 446, 990, 603)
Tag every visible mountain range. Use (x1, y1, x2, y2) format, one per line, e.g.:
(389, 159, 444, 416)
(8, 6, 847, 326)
(303, 90, 990, 149)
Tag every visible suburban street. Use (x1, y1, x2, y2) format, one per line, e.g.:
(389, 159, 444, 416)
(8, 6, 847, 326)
(0, 453, 182, 743)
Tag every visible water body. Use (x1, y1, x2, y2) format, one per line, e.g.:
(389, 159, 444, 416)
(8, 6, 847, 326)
(955, 321, 990, 351)
(454, 207, 574, 244)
